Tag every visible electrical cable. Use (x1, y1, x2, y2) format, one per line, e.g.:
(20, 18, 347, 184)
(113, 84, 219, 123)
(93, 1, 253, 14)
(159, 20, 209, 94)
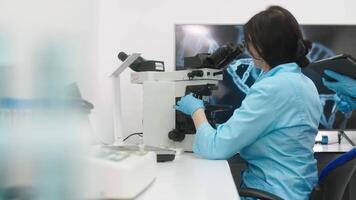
(123, 132, 143, 142)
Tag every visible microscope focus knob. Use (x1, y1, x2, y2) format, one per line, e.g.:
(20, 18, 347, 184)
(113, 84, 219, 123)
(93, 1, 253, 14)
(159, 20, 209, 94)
(168, 129, 185, 142)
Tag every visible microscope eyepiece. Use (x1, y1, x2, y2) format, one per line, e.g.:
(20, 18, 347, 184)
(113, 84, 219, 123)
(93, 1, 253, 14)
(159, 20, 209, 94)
(118, 52, 129, 61)
(117, 51, 165, 72)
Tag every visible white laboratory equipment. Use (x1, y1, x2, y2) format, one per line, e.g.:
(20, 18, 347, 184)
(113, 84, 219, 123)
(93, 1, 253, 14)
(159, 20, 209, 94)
(131, 68, 223, 151)
(0, 98, 92, 199)
(84, 146, 156, 199)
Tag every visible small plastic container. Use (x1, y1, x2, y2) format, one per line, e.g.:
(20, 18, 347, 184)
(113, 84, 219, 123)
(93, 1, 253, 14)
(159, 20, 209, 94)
(321, 135, 329, 145)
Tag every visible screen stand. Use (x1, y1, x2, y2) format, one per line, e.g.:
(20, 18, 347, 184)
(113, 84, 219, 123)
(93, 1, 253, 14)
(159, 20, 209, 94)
(338, 130, 355, 146)
(110, 53, 141, 145)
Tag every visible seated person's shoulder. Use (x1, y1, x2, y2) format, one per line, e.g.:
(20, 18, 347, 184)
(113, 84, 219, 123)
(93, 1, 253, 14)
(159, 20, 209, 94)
(251, 75, 294, 95)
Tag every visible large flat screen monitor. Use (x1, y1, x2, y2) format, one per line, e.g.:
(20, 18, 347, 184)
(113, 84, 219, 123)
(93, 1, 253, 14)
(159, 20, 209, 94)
(175, 24, 356, 129)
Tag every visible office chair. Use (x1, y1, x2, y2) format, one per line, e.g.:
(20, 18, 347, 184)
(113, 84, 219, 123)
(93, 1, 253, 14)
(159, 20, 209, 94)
(238, 148, 356, 200)
(310, 147, 356, 200)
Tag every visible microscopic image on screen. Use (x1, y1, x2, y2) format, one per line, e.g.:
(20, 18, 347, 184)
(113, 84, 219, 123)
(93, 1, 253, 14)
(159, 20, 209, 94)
(175, 24, 356, 129)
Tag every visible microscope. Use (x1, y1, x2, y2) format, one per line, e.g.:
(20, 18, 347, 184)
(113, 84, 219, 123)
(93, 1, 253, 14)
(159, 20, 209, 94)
(129, 43, 244, 151)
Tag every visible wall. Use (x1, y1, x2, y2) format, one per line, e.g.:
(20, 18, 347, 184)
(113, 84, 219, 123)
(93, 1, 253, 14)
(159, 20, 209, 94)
(0, 0, 99, 144)
(96, 0, 356, 143)
(0, 0, 98, 96)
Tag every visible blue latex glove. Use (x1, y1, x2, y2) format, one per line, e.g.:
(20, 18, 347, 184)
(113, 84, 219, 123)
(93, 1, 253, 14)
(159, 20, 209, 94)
(334, 94, 352, 113)
(322, 70, 356, 98)
(334, 94, 356, 113)
(175, 94, 204, 116)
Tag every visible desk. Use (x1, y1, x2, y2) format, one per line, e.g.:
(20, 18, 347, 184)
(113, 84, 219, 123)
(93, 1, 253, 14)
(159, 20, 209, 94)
(136, 153, 240, 200)
(313, 143, 355, 153)
(313, 131, 355, 171)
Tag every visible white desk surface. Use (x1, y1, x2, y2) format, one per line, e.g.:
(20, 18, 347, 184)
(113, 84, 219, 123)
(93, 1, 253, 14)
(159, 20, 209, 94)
(314, 131, 355, 153)
(313, 143, 355, 153)
(136, 153, 240, 200)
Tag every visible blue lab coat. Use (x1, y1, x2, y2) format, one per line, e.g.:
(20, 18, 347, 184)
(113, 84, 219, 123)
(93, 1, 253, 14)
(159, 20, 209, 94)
(193, 62, 322, 199)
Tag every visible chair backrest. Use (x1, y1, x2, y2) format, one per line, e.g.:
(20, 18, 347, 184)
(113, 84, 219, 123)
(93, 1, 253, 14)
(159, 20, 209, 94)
(310, 148, 356, 200)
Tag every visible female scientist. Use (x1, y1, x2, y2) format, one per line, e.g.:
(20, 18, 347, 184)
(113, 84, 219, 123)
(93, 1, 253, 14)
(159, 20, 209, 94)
(175, 6, 322, 200)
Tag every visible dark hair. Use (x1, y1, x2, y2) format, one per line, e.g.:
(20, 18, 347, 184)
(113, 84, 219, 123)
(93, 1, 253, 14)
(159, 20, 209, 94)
(244, 6, 311, 68)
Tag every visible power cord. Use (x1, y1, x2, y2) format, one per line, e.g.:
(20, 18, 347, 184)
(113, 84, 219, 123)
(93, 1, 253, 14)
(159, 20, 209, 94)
(123, 132, 143, 142)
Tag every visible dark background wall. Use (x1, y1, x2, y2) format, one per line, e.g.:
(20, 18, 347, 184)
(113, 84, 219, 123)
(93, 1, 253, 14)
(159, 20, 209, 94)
(175, 24, 356, 129)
